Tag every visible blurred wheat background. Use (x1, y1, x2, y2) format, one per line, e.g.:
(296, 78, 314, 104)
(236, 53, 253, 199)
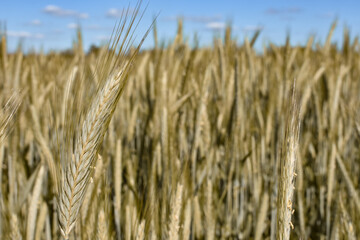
(0, 2, 360, 239)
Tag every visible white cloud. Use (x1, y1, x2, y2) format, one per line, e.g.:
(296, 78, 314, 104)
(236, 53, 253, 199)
(8, 31, 44, 39)
(67, 23, 79, 29)
(68, 23, 108, 31)
(206, 22, 226, 31)
(43, 5, 88, 19)
(106, 8, 122, 18)
(106, 8, 126, 18)
(106, 8, 135, 18)
(30, 19, 42, 26)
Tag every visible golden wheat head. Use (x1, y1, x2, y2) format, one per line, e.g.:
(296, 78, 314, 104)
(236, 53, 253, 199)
(57, 2, 151, 238)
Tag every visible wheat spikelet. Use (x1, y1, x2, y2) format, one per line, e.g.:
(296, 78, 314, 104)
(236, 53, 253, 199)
(81, 154, 104, 223)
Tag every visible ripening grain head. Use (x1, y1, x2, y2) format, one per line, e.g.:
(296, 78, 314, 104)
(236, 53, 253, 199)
(277, 81, 301, 240)
(57, 2, 152, 238)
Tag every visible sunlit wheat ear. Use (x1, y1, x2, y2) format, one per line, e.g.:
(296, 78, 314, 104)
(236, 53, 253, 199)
(57, 2, 152, 238)
(58, 71, 129, 238)
(277, 81, 301, 240)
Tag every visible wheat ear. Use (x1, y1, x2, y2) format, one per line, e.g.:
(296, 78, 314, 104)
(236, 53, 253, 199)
(58, 69, 130, 238)
(58, 3, 151, 237)
(276, 82, 301, 240)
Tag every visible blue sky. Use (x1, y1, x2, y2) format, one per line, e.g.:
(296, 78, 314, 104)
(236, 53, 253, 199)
(0, 0, 359, 52)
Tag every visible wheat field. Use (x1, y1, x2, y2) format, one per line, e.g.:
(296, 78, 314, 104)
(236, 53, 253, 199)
(0, 5, 359, 240)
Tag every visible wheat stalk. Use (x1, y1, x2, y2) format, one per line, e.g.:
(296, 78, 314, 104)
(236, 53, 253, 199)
(114, 139, 123, 238)
(27, 165, 45, 240)
(255, 192, 269, 240)
(182, 199, 192, 240)
(34, 202, 48, 240)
